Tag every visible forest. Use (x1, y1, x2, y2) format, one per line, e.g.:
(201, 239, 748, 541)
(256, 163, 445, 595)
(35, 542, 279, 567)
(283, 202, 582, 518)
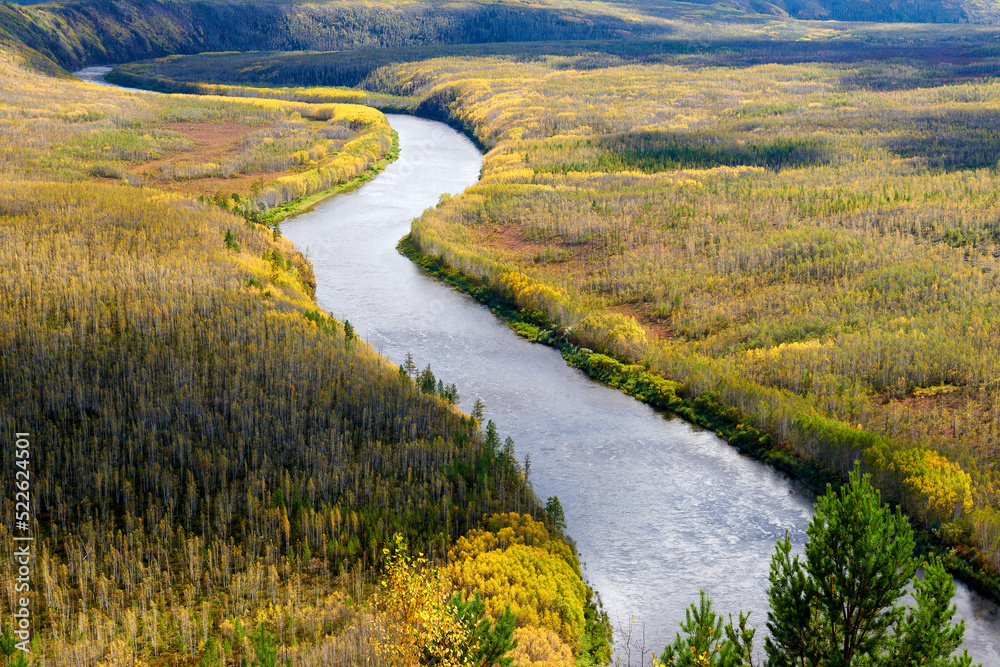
(6, 0, 1000, 664)
(105, 25, 1000, 95)
(0, 0, 665, 71)
(127, 18, 1000, 600)
(0, 37, 607, 667)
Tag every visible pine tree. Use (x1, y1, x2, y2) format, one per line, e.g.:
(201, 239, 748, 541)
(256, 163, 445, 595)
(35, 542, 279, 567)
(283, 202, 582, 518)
(471, 398, 486, 425)
(250, 622, 277, 667)
(485, 420, 500, 453)
(657, 590, 754, 667)
(888, 557, 970, 666)
(664, 468, 977, 667)
(451, 592, 517, 667)
(545, 496, 566, 534)
(765, 467, 975, 667)
(419, 365, 437, 394)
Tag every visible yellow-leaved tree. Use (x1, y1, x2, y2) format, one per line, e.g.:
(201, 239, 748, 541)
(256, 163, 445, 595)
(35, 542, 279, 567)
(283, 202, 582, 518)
(509, 625, 575, 667)
(444, 514, 602, 662)
(865, 444, 973, 526)
(371, 534, 517, 667)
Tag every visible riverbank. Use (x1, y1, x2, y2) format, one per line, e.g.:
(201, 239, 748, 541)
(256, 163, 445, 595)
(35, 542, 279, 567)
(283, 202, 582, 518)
(397, 232, 1000, 607)
(260, 130, 400, 226)
(75, 66, 401, 232)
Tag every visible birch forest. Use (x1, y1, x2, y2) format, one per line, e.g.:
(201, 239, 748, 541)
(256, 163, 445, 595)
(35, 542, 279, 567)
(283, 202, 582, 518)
(5, 0, 1000, 665)
(0, 39, 604, 667)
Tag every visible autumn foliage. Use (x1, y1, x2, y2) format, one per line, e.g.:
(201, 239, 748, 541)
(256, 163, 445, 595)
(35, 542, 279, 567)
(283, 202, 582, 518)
(0, 44, 590, 666)
(136, 16, 1000, 592)
(371, 42, 1000, 578)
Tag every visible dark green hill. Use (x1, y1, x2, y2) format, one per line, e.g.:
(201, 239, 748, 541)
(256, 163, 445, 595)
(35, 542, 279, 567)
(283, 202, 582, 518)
(0, 0, 666, 70)
(3, 0, 1000, 74)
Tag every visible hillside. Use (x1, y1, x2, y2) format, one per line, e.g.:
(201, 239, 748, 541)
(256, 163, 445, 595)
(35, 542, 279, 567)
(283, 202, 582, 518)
(0, 37, 608, 666)
(3, 0, 1000, 77)
(106, 22, 1000, 94)
(636, 0, 992, 21)
(0, 0, 667, 71)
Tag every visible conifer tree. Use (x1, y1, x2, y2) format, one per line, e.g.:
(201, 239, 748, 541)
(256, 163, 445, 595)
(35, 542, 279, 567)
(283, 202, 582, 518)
(471, 398, 486, 425)
(765, 467, 974, 667)
(657, 591, 754, 667)
(545, 496, 566, 534)
(663, 468, 977, 667)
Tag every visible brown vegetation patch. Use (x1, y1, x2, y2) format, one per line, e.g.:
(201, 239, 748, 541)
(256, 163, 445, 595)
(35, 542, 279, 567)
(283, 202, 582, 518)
(469, 221, 593, 269)
(617, 303, 674, 340)
(470, 221, 540, 255)
(134, 121, 299, 197)
(898, 387, 967, 413)
(470, 222, 672, 339)
(882, 388, 976, 439)
(864, 386, 1000, 461)
(138, 121, 261, 171)
(157, 121, 257, 155)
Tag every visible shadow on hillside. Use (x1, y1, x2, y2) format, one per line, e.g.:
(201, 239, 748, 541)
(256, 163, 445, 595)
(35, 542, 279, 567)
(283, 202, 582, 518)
(591, 131, 830, 172)
(883, 108, 1000, 171)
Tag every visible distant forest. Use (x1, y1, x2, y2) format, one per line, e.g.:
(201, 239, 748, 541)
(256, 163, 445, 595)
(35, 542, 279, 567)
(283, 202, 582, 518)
(3, 0, 1000, 75)
(0, 0, 662, 70)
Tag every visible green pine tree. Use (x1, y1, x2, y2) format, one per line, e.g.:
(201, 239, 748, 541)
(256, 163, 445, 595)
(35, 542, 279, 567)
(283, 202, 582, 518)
(658, 590, 755, 667)
(765, 466, 975, 667)
(200, 636, 223, 667)
(485, 420, 500, 453)
(251, 621, 277, 667)
(545, 495, 567, 534)
(471, 397, 486, 425)
(451, 592, 517, 667)
(663, 467, 977, 667)
(418, 365, 437, 394)
(887, 557, 970, 666)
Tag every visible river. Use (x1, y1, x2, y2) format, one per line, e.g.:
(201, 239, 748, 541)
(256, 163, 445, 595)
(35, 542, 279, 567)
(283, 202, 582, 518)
(74, 63, 999, 664)
(284, 114, 1000, 663)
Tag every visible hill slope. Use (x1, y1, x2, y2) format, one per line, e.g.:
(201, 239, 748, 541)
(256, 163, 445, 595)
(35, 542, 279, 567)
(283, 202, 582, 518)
(3, 0, 1000, 75)
(0, 0, 667, 70)
(0, 37, 609, 666)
